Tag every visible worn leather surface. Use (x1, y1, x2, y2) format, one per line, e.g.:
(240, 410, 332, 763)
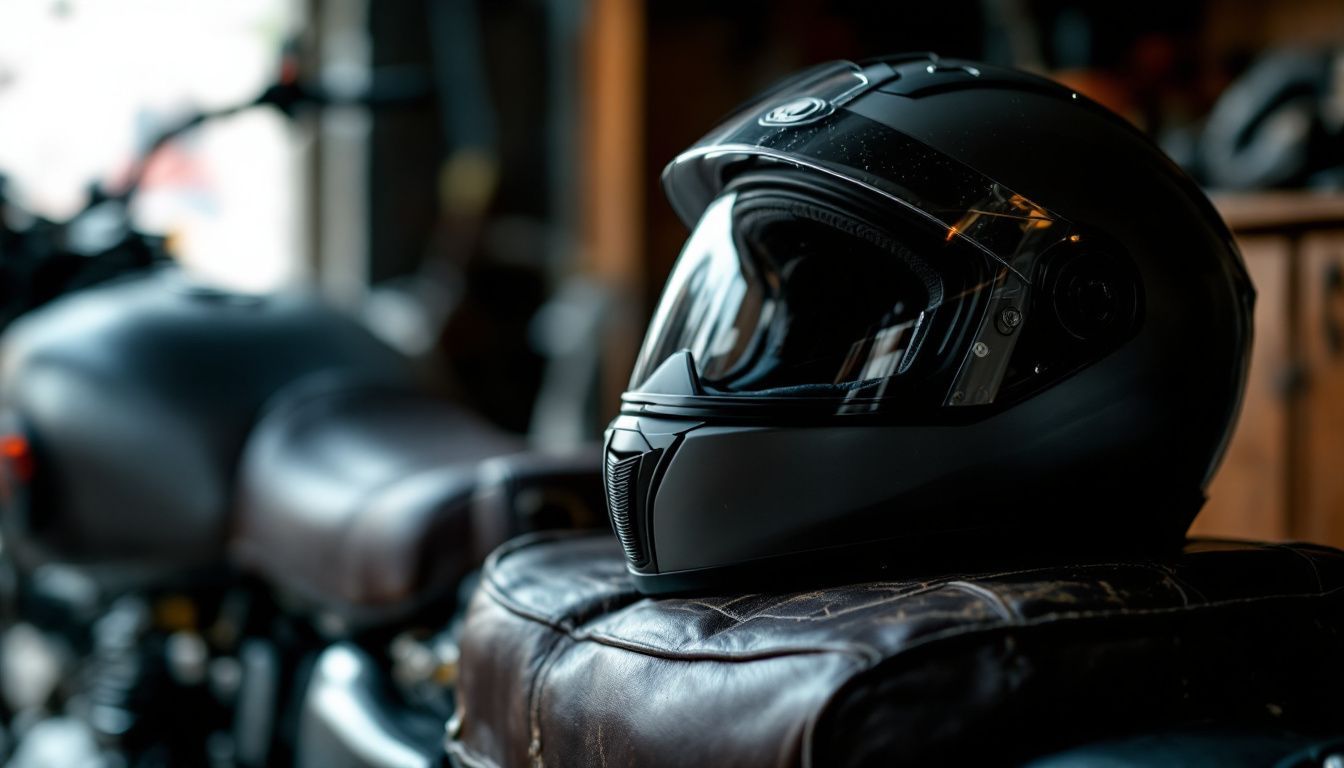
(449, 532, 1344, 767)
(231, 377, 523, 618)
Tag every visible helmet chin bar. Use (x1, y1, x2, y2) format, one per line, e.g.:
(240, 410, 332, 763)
(603, 411, 697, 576)
(604, 400, 1204, 595)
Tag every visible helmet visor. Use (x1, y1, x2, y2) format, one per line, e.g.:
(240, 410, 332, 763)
(630, 186, 1027, 410)
(629, 61, 1087, 412)
(630, 191, 959, 401)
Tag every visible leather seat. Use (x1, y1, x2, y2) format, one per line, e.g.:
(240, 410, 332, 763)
(231, 377, 523, 621)
(449, 532, 1344, 768)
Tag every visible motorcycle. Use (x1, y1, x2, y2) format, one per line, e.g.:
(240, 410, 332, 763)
(0, 56, 607, 768)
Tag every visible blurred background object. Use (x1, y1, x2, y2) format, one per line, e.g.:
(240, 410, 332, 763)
(0, 0, 307, 290)
(2, 0, 1344, 542)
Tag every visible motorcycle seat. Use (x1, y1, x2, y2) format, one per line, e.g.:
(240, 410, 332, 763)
(231, 377, 524, 623)
(448, 531, 1344, 768)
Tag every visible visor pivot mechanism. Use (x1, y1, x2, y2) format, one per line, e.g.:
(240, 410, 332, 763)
(996, 307, 1023, 335)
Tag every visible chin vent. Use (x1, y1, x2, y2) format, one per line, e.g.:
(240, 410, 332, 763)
(604, 452, 647, 567)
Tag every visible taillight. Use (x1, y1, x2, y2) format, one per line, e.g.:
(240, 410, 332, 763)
(0, 434, 34, 484)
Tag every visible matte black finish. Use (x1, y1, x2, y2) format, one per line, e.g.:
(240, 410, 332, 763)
(0, 268, 412, 575)
(610, 54, 1255, 593)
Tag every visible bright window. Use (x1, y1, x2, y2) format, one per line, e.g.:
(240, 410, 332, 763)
(0, 0, 307, 290)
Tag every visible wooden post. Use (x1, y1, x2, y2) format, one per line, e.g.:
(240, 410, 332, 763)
(581, 0, 646, 420)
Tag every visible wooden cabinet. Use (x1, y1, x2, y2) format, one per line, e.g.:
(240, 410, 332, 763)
(1295, 234, 1344, 544)
(1196, 236, 1291, 540)
(1194, 195, 1344, 545)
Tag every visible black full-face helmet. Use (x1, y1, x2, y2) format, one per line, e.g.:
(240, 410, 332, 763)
(606, 54, 1254, 595)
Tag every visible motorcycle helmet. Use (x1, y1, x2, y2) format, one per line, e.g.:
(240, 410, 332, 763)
(605, 53, 1254, 594)
(1200, 48, 1344, 191)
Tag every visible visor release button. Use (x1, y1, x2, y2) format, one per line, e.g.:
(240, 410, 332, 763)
(759, 97, 832, 127)
(972, 341, 991, 358)
(996, 307, 1023, 335)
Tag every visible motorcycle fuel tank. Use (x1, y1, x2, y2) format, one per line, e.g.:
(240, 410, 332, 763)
(0, 267, 412, 576)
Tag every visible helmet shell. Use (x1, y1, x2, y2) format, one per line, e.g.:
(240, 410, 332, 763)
(609, 55, 1254, 594)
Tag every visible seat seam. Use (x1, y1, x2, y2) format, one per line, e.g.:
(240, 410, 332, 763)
(480, 572, 1344, 665)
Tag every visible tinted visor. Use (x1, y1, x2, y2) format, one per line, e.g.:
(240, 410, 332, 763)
(628, 61, 1086, 412)
(631, 189, 973, 403)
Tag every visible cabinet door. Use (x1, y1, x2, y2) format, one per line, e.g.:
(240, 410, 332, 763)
(1193, 237, 1290, 540)
(1296, 232, 1344, 546)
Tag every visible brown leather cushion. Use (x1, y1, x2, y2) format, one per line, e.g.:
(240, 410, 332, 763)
(448, 532, 1344, 767)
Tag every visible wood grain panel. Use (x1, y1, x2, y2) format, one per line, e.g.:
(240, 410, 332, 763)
(1193, 237, 1290, 540)
(582, 0, 646, 420)
(1296, 232, 1344, 546)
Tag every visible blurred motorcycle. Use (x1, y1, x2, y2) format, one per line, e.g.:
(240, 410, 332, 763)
(0, 60, 606, 768)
